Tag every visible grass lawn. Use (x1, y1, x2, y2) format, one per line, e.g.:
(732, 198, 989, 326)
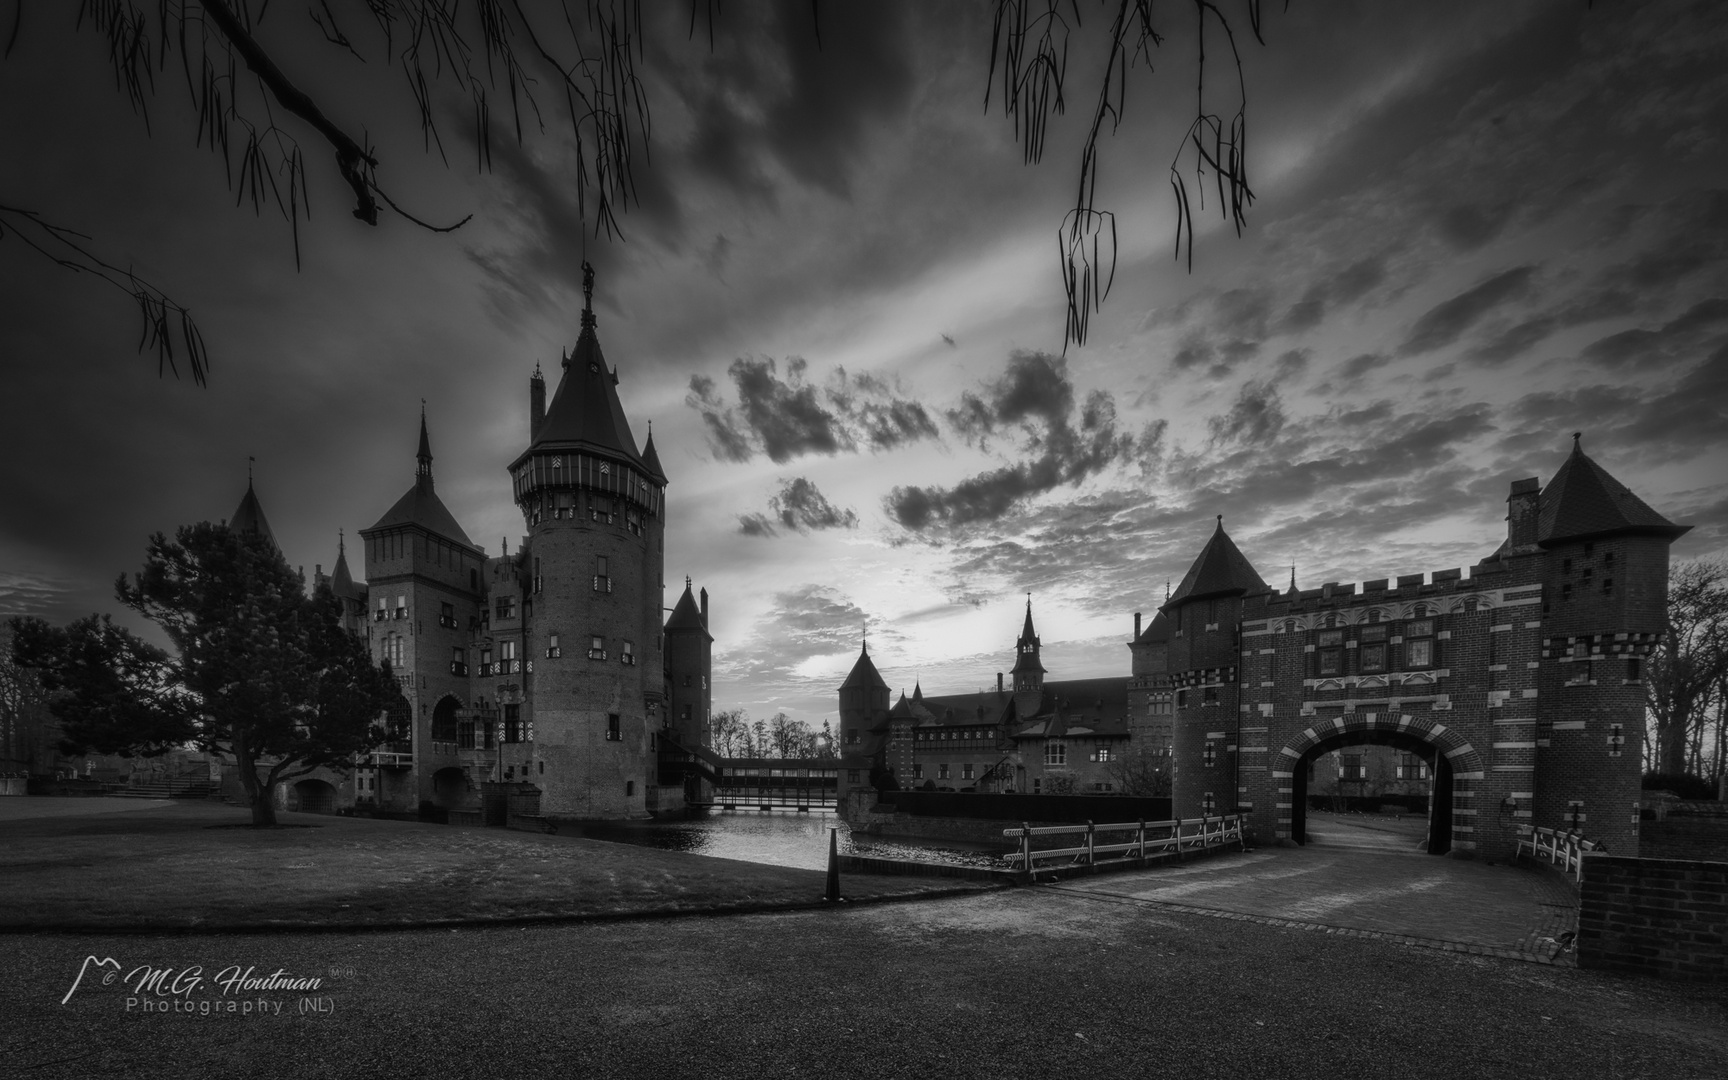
(0, 802, 995, 931)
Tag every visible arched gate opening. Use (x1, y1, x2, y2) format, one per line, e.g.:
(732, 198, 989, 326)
(1290, 730, 1453, 855)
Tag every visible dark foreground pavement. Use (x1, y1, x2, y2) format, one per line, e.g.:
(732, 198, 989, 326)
(6, 888, 1724, 1080)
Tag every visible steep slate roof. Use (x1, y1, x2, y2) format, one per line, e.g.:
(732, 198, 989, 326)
(229, 479, 278, 550)
(520, 282, 651, 472)
(664, 582, 711, 640)
(839, 642, 888, 691)
(1537, 437, 1689, 545)
(366, 416, 476, 547)
(640, 429, 667, 483)
(1163, 517, 1270, 610)
(330, 534, 366, 601)
(1007, 677, 1132, 740)
(1134, 610, 1172, 645)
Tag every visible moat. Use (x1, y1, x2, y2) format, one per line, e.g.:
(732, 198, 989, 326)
(557, 809, 1012, 871)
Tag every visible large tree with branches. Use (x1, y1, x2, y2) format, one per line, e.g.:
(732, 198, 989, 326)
(10, 522, 397, 825)
(1, 0, 1271, 380)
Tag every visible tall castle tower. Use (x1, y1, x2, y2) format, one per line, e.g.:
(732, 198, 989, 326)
(509, 264, 668, 818)
(1010, 598, 1046, 716)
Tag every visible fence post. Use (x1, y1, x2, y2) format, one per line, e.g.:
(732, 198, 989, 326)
(1086, 820, 1095, 867)
(1137, 819, 1146, 862)
(1021, 821, 1032, 877)
(1174, 818, 1185, 862)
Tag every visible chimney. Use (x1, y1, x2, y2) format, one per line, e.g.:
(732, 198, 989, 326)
(1506, 476, 1540, 554)
(996, 672, 1004, 694)
(1134, 612, 1142, 638)
(530, 368, 546, 441)
(700, 587, 709, 627)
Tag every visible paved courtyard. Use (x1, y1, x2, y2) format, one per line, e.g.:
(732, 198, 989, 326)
(1053, 815, 1579, 958)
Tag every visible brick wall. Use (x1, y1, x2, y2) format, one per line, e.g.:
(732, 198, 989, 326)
(1577, 854, 1728, 980)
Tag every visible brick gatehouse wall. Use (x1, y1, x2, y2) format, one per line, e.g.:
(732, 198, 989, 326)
(1577, 855, 1728, 981)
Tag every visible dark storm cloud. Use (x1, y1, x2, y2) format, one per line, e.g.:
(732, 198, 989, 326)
(686, 358, 939, 463)
(1399, 266, 1539, 356)
(1580, 298, 1728, 367)
(738, 477, 860, 537)
(1208, 381, 1286, 446)
(1504, 342, 1728, 461)
(889, 352, 1135, 530)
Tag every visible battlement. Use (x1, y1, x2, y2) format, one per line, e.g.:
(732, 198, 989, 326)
(1248, 552, 1539, 618)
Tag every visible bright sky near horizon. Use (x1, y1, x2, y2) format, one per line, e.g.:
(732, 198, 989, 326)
(2, 2, 1725, 727)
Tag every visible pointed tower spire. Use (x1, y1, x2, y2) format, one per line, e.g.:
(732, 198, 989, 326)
(1011, 593, 1045, 691)
(581, 260, 597, 331)
(416, 401, 433, 486)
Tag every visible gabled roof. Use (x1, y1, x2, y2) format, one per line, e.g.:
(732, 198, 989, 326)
(229, 479, 278, 550)
(1537, 437, 1689, 546)
(664, 582, 711, 640)
(839, 642, 888, 691)
(1163, 517, 1270, 610)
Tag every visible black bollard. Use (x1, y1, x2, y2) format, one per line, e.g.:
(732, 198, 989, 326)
(824, 826, 843, 902)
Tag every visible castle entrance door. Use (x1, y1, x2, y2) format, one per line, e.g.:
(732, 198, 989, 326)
(1289, 728, 1454, 856)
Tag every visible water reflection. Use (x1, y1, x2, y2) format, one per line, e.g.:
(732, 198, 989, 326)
(559, 809, 1013, 871)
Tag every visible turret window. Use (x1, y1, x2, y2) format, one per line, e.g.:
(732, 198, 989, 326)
(546, 633, 561, 659)
(439, 602, 456, 629)
(395, 595, 407, 619)
(621, 640, 635, 666)
(375, 598, 388, 622)
(606, 714, 621, 741)
(594, 556, 611, 593)
(588, 636, 606, 660)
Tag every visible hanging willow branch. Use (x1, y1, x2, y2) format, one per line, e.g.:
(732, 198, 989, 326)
(988, 0, 1269, 350)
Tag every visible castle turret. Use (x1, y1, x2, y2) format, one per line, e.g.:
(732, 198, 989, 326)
(507, 263, 666, 819)
(664, 578, 713, 750)
(229, 470, 278, 551)
(1010, 597, 1046, 715)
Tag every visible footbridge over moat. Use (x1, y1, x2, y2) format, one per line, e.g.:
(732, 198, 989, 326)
(656, 735, 837, 811)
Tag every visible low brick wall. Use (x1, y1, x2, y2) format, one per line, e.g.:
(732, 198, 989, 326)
(1642, 818, 1728, 862)
(1577, 855, 1727, 981)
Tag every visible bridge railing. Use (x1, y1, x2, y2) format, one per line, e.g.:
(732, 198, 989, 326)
(1516, 826, 1600, 883)
(1003, 814, 1248, 874)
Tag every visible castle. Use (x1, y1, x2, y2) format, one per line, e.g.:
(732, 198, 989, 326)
(838, 437, 1685, 861)
(248, 267, 712, 819)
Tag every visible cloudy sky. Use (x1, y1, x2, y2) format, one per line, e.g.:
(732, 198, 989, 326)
(2, 1, 1725, 727)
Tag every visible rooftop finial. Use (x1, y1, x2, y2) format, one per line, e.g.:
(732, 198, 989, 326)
(1573, 431, 1582, 448)
(581, 261, 596, 330)
(339, 528, 345, 553)
(247, 455, 254, 484)
(1290, 562, 1296, 590)
(1165, 580, 1171, 600)
(1217, 514, 1224, 527)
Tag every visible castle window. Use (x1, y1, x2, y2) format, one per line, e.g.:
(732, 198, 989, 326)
(375, 597, 388, 622)
(458, 720, 475, 750)
(555, 492, 573, 518)
(503, 704, 523, 743)
(1203, 686, 1219, 704)
(533, 558, 543, 594)
(1581, 566, 1593, 583)
(1561, 583, 1572, 602)
(594, 556, 611, 593)
(440, 602, 456, 629)
(591, 496, 614, 524)
(496, 595, 516, 620)
(606, 714, 621, 741)
(546, 633, 561, 659)
(588, 636, 606, 661)
(1317, 648, 1343, 676)
(1176, 689, 1188, 708)
(1603, 577, 1614, 597)
(1360, 624, 1387, 643)
(938, 764, 950, 780)
(1044, 741, 1066, 766)
(1203, 742, 1216, 767)
(1359, 644, 1387, 672)
(479, 648, 492, 677)
(395, 595, 407, 619)
(625, 780, 634, 797)
(1627, 657, 1642, 682)
(627, 510, 642, 536)
(1562, 558, 1572, 575)
(848, 770, 861, 784)
(450, 647, 466, 677)
(912, 765, 923, 780)
(1566, 661, 1592, 686)
(499, 640, 518, 674)
(684, 675, 692, 687)
(621, 640, 635, 666)
(1404, 620, 1435, 668)
(1604, 552, 1614, 568)
(963, 763, 975, 779)
(1091, 747, 1113, 763)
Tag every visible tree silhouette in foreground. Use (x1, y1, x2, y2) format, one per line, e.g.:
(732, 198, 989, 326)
(10, 522, 396, 826)
(2, 0, 1274, 375)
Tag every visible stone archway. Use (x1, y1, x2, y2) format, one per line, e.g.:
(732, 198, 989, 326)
(430, 695, 462, 745)
(290, 778, 338, 815)
(432, 766, 471, 809)
(1274, 712, 1485, 856)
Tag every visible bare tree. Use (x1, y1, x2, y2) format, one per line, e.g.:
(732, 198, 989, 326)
(1105, 738, 1170, 797)
(0, 623, 56, 773)
(1646, 559, 1728, 779)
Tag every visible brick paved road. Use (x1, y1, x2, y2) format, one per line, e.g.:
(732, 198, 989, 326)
(1052, 817, 1579, 960)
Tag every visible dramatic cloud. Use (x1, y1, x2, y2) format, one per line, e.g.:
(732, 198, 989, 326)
(738, 477, 860, 537)
(888, 352, 1136, 530)
(1399, 266, 1539, 356)
(686, 357, 938, 463)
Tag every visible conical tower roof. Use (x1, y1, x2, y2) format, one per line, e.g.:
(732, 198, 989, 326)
(641, 427, 667, 483)
(665, 580, 711, 640)
(330, 532, 366, 601)
(230, 477, 278, 550)
(1537, 435, 1689, 545)
(1011, 597, 1045, 675)
(1163, 516, 1269, 610)
(518, 264, 649, 472)
(1134, 610, 1172, 645)
(365, 414, 476, 548)
(840, 640, 888, 691)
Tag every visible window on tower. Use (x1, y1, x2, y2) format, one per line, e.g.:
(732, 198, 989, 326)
(588, 636, 606, 661)
(496, 595, 516, 620)
(450, 647, 466, 677)
(439, 602, 456, 629)
(499, 640, 519, 674)
(394, 595, 407, 619)
(594, 556, 611, 594)
(546, 633, 561, 659)
(503, 704, 523, 744)
(375, 597, 388, 622)
(621, 640, 635, 666)
(478, 649, 492, 677)
(606, 713, 621, 741)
